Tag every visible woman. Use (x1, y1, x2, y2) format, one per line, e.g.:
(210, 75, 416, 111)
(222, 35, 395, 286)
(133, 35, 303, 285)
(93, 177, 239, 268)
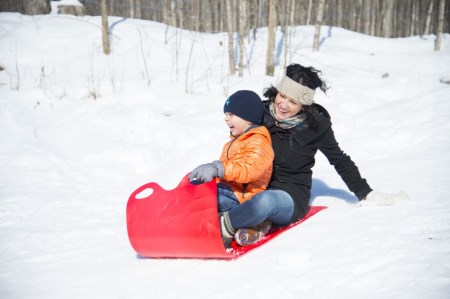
(220, 63, 408, 246)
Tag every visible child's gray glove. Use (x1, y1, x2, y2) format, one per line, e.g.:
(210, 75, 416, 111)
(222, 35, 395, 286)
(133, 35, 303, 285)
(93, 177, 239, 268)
(188, 160, 224, 184)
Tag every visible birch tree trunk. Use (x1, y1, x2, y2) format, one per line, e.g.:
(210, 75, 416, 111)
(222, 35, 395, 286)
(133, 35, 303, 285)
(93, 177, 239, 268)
(355, 0, 362, 32)
(134, 0, 141, 19)
(109, 0, 115, 18)
(238, 0, 247, 77)
(382, 0, 394, 38)
(162, 0, 168, 26)
(370, 0, 376, 36)
(410, 0, 416, 36)
(202, 1, 212, 32)
(424, 1, 434, 35)
(336, 0, 343, 28)
(307, 0, 313, 25)
(363, 0, 371, 34)
(375, 0, 382, 36)
(177, 0, 184, 29)
(128, 0, 134, 18)
(191, 0, 200, 31)
(313, 0, 325, 51)
(170, 0, 176, 27)
(265, 0, 276, 76)
(283, 0, 295, 69)
(257, 0, 263, 28)
(101, 0, 110, 55)
(435, 0, 446, 51)
(226, 0, 235, 75)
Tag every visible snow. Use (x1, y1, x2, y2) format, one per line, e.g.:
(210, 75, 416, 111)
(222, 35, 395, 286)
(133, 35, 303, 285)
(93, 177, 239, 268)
(1, 11, 450, 299)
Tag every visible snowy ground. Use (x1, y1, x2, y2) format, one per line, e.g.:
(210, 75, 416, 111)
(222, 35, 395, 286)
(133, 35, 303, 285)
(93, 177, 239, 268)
(1, 11, 450, 299)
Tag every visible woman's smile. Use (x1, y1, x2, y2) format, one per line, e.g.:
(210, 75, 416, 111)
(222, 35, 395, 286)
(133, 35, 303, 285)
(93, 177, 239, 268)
(274, 92, 302, 120)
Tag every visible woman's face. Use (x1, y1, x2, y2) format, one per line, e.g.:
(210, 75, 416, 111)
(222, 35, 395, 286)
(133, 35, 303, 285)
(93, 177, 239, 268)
(273, 92, 302, 120)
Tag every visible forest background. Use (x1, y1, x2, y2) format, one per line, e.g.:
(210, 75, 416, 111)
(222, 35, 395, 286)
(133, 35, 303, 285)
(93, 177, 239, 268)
(1, 0, 448, 38)
(1, 0, 448, 77)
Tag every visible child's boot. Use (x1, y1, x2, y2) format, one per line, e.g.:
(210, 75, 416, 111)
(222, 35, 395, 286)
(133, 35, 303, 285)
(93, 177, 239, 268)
(234, 220, 272, 246)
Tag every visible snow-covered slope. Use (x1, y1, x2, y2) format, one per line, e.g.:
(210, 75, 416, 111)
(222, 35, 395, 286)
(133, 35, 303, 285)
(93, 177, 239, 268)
(1, 12, 449, 299)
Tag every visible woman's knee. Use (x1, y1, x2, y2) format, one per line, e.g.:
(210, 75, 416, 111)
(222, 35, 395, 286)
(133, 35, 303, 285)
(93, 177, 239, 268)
(250, 190, 290, 213)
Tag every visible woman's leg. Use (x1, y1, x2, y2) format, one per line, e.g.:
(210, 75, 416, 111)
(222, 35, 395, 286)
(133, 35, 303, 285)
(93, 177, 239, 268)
(227, 189, 294, 229)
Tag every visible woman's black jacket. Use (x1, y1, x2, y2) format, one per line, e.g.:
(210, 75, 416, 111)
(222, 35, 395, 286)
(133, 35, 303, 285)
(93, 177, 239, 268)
(262, 101, 372, 222)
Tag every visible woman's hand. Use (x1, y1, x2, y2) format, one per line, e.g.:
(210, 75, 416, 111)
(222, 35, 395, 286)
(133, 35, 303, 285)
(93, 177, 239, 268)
(360, 190, 409, 206)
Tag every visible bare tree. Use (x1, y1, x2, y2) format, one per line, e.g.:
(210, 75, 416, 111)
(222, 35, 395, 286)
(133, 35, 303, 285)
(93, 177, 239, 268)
(424, 0, 434, 35)
(172, 1, 178, 27)
(363, 0, 371, 34)
(226, 0, 235, 75)
(162, 0, 168, 26)
(435, 0, 446, 51)
(283, 0, 296, 69)
(313, 0, 325, 51)
(375, 0, 382, 36)
(177, 0, 184, 29)
(101, 0, 111, 55)
(192, 0, 200, 31)
(410, 0, 417, 36)
(354, 0, 362, 32)
(307, 0, 313, 25)
(382, 0, 395, 37)
(185, 32, 200, 93)
(128, 0, 134, 18)
(109, 0, 115, 17)
(238, 1, 248, 77)
(137, 29, 151, 86)
(134, 0, 141, 19)
(265, 0, 276, 76)
(257, 0, 264, 28)
(202, 1, 213, 33)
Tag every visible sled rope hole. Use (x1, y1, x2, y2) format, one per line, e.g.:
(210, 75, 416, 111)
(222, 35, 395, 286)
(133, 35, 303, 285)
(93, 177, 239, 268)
(135, 188, 154, 200)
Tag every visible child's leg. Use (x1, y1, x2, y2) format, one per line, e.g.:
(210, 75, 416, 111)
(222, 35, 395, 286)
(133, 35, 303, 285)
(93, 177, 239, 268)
(217, 183, 240, 212)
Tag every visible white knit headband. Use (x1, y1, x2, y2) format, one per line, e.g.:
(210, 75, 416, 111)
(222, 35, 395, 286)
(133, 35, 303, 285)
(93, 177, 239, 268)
(275, 75, 316, 106)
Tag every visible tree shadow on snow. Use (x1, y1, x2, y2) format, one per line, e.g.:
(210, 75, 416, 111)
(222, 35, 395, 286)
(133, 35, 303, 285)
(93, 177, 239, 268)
(319, 26, 333, 47)
(310, 178, 358, 204)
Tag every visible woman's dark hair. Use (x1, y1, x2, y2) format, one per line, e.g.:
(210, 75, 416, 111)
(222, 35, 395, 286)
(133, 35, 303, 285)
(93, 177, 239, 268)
(286, 64, 328, 92)
(263, 64, 329, 130)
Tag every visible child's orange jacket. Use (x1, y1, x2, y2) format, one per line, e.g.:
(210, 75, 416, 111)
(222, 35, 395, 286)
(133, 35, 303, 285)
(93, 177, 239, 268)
(218, 126, 274, 203)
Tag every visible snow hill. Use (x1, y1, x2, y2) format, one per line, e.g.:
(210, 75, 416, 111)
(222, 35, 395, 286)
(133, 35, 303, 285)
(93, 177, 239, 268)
(1, 12, 450, 299)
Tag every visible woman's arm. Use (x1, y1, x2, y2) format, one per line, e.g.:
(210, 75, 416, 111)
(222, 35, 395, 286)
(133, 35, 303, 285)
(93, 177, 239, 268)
(317, 125, 372, 200)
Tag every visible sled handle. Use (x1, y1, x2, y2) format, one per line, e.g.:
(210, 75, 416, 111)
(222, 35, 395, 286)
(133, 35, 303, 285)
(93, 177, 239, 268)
(129, 182, 162, 201)
(178, 174, 194, 188)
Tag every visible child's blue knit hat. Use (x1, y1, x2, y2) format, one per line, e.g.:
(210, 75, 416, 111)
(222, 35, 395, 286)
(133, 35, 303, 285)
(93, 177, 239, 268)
(224, 90, 263, 125)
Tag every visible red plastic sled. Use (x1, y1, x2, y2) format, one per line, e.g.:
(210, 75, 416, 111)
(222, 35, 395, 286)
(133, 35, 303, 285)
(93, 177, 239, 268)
(126, 175, 326, 259)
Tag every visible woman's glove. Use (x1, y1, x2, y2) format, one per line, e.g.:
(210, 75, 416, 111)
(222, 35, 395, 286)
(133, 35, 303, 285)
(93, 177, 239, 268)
(188, 160, 224, 184)
(361, 190, 409, 206)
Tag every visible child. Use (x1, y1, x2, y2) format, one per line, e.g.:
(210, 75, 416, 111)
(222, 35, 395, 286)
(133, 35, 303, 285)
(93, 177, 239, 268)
(188, 90, 274, 247)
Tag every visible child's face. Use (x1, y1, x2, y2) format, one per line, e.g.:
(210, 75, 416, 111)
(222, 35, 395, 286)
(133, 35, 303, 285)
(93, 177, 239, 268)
(274, 92, 302, 120)
(224, 112, 252, 137)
